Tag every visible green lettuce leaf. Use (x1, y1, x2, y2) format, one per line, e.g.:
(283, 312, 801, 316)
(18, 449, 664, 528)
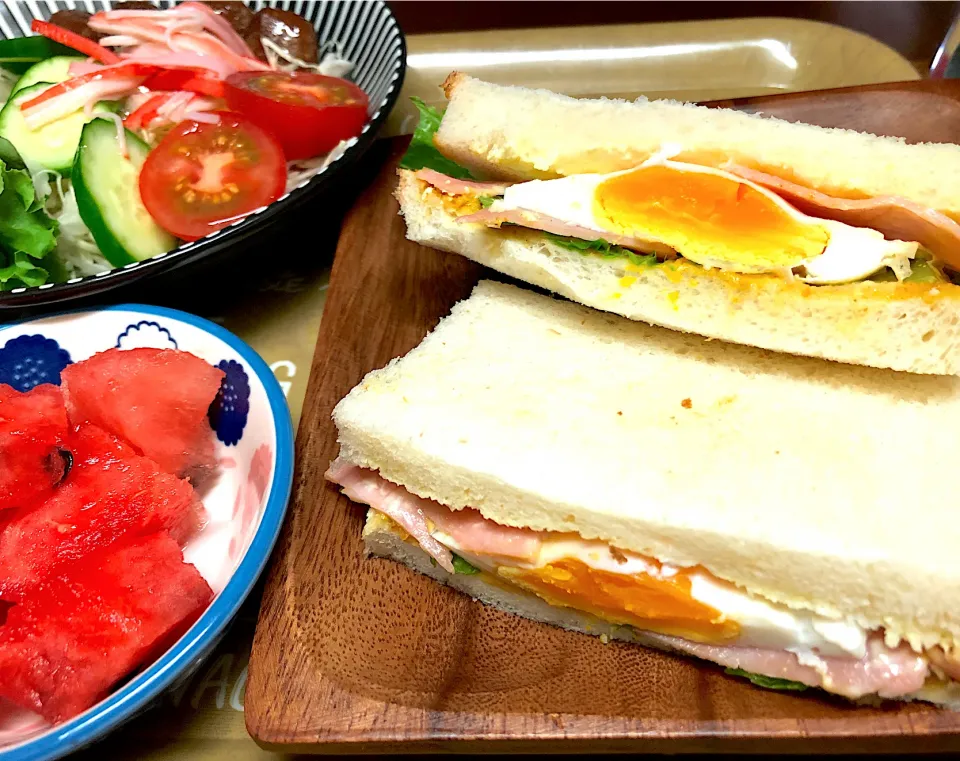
(724, 668, 809, 691)
(398, 98, 475, 180)
(6, 166, 44, 213)
(544, 233, 659, 268)
(0, 137, 26, 172)
(0, 159, 58, 291)
(478, 195, 495, 209)
(869, 250, 946, 284)
(0, 250, 48, 289)
(0, 36, 74, 75)
(451, 554, 480, 575)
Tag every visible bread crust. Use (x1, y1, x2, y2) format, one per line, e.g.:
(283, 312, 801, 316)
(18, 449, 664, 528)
(440, 70, 464, 99)
(395, 169, 960, 374)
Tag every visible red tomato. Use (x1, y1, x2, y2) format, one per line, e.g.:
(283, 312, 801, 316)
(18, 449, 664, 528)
(139, 111, 287, 241)
(223, 72, 368, 160)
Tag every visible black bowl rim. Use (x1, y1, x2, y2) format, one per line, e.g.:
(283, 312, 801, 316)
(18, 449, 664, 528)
(0, 0, 407, 310)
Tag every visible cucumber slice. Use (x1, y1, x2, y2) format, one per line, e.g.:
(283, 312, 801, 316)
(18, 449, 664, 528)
(73, 118, 177, 266)
(12, 55, 84, 94)
(0, 82, 110, 176)
(0, 37, 74, 75)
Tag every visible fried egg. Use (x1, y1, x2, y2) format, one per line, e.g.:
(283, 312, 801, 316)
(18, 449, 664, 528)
(493, 149, 919, 285)
(440, 532, 867, 658)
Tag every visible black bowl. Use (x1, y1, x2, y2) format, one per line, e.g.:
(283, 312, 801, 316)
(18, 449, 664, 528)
(0, 0, 406, 310)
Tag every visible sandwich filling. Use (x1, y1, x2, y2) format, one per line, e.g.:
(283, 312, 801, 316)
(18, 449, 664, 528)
(411, 139, 960, 287)
(327, 458, 941, 700)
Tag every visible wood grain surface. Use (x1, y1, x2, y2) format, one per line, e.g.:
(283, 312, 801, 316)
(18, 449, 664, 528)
(246, 81, 960, 753)
(707, 79, 960, 141)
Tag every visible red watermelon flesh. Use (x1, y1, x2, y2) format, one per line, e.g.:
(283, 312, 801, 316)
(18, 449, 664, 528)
(0, 384, 69, 513)
(0, 424, 204, 601)
(0, 532, 213, 724)
(61, 348, 224, 482)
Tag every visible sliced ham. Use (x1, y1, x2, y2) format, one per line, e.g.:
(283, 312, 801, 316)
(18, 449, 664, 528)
(724, 163, 960, 272)
(415, 169, 513, 197)
(419, 501, 542, 561)
(643, 631, 928, 699)
(456, 207, 677, 257)
(325, 459, 543, 568)
(325, 458, 454, 572)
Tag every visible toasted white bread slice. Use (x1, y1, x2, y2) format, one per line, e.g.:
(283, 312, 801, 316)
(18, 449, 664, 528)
(334, 279, 960, 654)
(434, 72, 960, 221)
(396, 169, 960, 375)
(363, 510, 960, 709)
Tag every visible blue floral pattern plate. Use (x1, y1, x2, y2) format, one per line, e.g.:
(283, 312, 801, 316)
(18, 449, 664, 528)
(0, 305, 294, 761)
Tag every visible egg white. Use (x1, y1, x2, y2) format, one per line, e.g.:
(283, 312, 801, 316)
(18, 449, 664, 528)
(493, 156, 918, 285)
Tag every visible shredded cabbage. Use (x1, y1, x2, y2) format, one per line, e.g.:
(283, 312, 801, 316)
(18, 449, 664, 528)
(261, 37, 353, 77)
(285, 137, 357, 193)
(22, 169, 110, 280)
(49, 185, 111, 278)
(31, 168, 62, 204)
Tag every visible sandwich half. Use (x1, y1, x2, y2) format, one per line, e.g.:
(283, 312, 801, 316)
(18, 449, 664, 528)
(329, 279, 960, 707)
(396, 73, 960, 375)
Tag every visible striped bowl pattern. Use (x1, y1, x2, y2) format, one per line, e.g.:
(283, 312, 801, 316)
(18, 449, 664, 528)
(0, 0, 406, 307)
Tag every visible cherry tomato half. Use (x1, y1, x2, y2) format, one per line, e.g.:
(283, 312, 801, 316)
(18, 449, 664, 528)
(139, 111, 287, 241)
(223, 72, 368, 160)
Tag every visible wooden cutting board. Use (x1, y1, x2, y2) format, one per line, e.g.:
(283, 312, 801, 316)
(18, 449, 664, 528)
(246, 80, 960, 753)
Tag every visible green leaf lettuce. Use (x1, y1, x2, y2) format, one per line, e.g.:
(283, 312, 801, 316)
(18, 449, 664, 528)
(451, 553, 481, 575)
(398, 98, 475, 180)
(544, 233, 659, 268)
(0, 159, 58, 291)
(724, 668, 809, 691)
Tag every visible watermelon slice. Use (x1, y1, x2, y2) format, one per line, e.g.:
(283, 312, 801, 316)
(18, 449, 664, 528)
(0, 532, 213, 724)
(0, 424, 204, 601)
(61, 348, 225, 481)
(0, 384, 69, 513)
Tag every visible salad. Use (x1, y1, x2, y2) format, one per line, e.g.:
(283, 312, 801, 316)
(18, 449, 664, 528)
(0, 1, 370, 291)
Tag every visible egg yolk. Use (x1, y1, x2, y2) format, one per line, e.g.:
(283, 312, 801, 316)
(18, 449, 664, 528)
(499, 558, 740, 643)
(593, 164, 830, 272)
